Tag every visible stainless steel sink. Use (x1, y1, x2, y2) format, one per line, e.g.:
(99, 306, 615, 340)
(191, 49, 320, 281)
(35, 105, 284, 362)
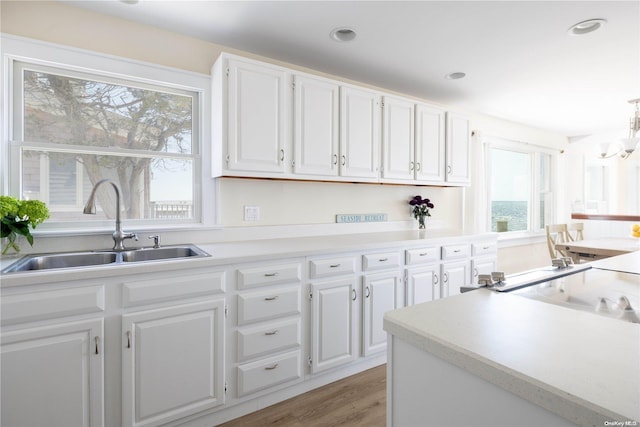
(121, 245, 209, 262)
(1, 245, 210, 273)
(2, 252, 118, 273)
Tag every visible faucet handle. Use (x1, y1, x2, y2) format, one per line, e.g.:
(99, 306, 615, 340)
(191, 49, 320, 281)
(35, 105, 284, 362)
(148, 235, 160, 249)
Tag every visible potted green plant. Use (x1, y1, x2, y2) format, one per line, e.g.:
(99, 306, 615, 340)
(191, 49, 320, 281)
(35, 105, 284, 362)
(0, 196, 50, 255)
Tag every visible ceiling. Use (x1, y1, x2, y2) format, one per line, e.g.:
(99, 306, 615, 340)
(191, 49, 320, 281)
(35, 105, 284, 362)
(64, 1, 640, 141)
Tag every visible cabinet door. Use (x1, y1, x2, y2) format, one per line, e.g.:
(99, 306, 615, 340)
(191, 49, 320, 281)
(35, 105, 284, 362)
(310, 278, 358, 374)
(406, 265, 440, 306)
(293, 74, 339, 176)
(362, 272, 402, 356)
(471, 257, 497, 285)
(226, 58, 288, 173)
(445, 112, 471, 184)
(415, 103, 446, 182)
(339, 86, 380, 180)
(442, 261, 470, 298)
(1, 319, 104, 427)
(381, 96, 414, 181)
(122, 300, 224, 427)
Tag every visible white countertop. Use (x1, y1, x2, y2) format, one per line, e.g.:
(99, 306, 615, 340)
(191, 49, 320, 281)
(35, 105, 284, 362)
(0, 229, 494, 287)
(384, 260, 640, 425)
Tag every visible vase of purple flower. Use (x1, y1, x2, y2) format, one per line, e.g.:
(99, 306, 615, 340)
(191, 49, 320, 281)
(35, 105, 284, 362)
(409, 195, 434, 229)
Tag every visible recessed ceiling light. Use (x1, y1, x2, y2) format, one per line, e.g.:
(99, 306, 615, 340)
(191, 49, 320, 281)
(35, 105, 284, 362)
(330, 27, 357, 42)
(568, 19, 607, 35)
(445, 72, 466, 80)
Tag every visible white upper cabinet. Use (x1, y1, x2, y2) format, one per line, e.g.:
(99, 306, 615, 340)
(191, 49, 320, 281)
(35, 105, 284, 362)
(415, 103, 446, 183)
(339, 86, 381, 180)
(293, 74, 339, 177)
(213, 52, 472, 186)
(381, 95, 415, 182)
(223, 56, 290, 175)
(445, 112, 471, 185)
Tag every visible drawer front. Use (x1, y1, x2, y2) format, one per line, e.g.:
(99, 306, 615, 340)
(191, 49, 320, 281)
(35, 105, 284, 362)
(308, 256, 356, 278)
(441, 244, 471, 260)
(472, 241, 498, 256)
(1, 285, 105, 325)
(237, 351, 301, 396)
(237, 318, 301, 361)
(362, 252, 401, 271)
(237, 286, 301, 325)
(237, 263, 302, 289)
(405, 247, 440, 265)
(122, 270, 225, 307)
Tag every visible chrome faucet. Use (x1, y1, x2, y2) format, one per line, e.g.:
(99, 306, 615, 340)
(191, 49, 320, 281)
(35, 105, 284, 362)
(83, 179, 138, 250)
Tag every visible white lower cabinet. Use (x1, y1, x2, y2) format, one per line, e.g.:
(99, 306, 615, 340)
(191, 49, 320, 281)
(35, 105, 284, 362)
(362, 271, 403, 355)
(310, 277, 359, 373)
(406, 264, 440, 305)
(1, 318, 104, 427)
(232, 260, 304, 399)
(121, 299, 225, 427)
(441, 260, 470, 298)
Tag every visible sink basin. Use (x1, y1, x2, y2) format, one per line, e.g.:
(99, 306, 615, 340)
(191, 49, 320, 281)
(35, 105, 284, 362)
(1, 252, 118, 273)
(1, 245, 210, 273)
(121, 245, 209, 262)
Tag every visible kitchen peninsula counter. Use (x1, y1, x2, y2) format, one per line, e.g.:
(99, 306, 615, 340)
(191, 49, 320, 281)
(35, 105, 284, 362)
(383, 253, 640, 427)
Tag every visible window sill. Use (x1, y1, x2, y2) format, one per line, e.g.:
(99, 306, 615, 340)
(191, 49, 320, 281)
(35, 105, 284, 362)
(496, 231, 546, 248)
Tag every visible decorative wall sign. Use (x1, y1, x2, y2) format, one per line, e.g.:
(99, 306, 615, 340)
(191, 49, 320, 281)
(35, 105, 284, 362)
(336, 213, 387, 223)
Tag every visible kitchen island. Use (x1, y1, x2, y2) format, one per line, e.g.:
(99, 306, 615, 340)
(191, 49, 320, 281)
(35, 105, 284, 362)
(384, 251, 640, 427)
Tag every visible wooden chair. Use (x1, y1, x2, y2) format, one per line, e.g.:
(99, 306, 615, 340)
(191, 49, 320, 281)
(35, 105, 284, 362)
(566, 223, 584, 242)
(545, 224, 569, 259)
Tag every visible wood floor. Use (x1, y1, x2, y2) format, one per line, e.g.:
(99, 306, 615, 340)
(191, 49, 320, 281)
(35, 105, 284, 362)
(217, 365, 386, 427)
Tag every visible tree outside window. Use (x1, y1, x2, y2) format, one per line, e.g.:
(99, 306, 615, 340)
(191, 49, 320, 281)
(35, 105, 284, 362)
(16, 63, 197, 223)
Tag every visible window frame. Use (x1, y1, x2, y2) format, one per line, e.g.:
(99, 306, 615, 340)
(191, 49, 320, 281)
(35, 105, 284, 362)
(1, 34, 216, 232)
(485, 137, 558, 238)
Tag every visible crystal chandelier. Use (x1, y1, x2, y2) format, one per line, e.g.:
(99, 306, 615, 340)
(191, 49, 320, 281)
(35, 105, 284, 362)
(599, 98, 640, 159)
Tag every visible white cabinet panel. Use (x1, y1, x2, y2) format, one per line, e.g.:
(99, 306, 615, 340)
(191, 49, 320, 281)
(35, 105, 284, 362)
(293, 74, 339, 176)
(237, 318, 301, 361)
(237, 351, 301, 396)
(237, 285, 301, 325)
(339, 86, 380, 180)
(226, 58, 288, 173)
(362, 272, 402, 356)
(122, 300, 224, 427)
(310, 278, 358, 373)
(1, 319, 104, 427)
(405, 246, 440, 265)
(442, 260, 470, 298)
(445, 112, 471, 185)
(381, 95, 414, 181)
(415, 103, 446, 182)
(406, 265, 440, 306)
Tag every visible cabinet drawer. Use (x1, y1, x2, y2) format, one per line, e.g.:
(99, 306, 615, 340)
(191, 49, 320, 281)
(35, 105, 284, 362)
(441, 244, 470, 260)
(237, 351, 301, 396)
(237, 263, 302, 289)
(405, 247, 440, 265)
(237, 286, 301, 325)
(362, 252, 401, 271)
(237, 318, 301, 361)
(472, 241, 497, 256)
(308, 256, 356, 278)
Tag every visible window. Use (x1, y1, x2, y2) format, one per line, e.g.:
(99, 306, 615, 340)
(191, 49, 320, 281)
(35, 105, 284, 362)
(3, 36, 213, 229)
(487, 141, 555, 234)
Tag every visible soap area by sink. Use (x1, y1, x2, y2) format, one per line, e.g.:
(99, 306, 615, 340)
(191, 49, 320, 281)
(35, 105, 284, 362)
(512, 266, 640, 323)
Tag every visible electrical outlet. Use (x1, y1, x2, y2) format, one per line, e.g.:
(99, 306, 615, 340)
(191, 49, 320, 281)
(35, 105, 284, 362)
(244, 205, 260, 221)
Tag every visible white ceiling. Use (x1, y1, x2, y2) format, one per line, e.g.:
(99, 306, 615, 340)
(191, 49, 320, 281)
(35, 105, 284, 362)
(65, 0, 640, 140)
